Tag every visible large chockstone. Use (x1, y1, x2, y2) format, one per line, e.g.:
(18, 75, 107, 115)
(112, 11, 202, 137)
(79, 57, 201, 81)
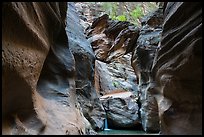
(100, 91, 142, 129)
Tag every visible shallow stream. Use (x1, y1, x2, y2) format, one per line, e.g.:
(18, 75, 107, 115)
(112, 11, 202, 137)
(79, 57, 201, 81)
(98, 129, 159, 135)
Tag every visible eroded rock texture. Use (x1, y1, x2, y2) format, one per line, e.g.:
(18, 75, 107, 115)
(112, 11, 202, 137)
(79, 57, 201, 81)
(84, 12, 143, 130)
(85, 13, 140, 97)
(86, 14, 140, 62)
(151, 2, 202, 135)
(131, 7, 163, 132)
(2, 2, 87, 135)
(66, 3, 105, 132)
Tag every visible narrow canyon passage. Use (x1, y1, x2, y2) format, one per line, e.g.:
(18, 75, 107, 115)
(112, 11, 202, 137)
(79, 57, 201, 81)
(67, 2, 202, 135)
(71, 2, 161, 135)
(2, 2, 202, 135)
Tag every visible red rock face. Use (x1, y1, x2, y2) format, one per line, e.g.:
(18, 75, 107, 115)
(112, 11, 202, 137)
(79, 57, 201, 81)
(2, 2, 86, 135)
(151, 2, 202, 135)
(86, 14, 139, 62)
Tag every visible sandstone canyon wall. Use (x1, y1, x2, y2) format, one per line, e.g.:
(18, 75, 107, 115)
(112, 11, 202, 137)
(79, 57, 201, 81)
(129, 2, 202, 134)
(2, 2, 88, 135)
(151, 2, 202, 135)
(131, 7, 163, 132)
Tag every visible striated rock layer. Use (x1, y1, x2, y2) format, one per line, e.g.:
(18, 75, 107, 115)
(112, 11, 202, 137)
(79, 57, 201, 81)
(2, 2, 87, 135)
(151, 2, 202, 135)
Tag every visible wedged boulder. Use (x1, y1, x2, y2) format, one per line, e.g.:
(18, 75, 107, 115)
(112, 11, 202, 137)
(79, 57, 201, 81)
(151, 2, 202, 135)
(100, 91, 142, 129)
(131, 7, 164, 132)
(86, 14, 140, 62)
(66, 3, 106, 132)
(2, 2, 87, 135)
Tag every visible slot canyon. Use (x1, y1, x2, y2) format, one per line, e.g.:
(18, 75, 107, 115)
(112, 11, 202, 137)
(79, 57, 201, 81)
(2, 2, 202, 135)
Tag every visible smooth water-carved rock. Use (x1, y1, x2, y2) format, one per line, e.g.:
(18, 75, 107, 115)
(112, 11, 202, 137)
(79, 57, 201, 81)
(2, 2, 86, 135)
(131, 7, 163, 132)
(151, 2, 202, 135)
(66, 2, 106, 132)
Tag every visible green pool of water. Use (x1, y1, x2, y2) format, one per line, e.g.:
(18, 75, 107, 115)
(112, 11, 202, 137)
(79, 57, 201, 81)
(98, 129, 159, 135)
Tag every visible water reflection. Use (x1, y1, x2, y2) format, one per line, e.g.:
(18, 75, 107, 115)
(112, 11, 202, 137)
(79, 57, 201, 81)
(98, 129, 158, 135)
